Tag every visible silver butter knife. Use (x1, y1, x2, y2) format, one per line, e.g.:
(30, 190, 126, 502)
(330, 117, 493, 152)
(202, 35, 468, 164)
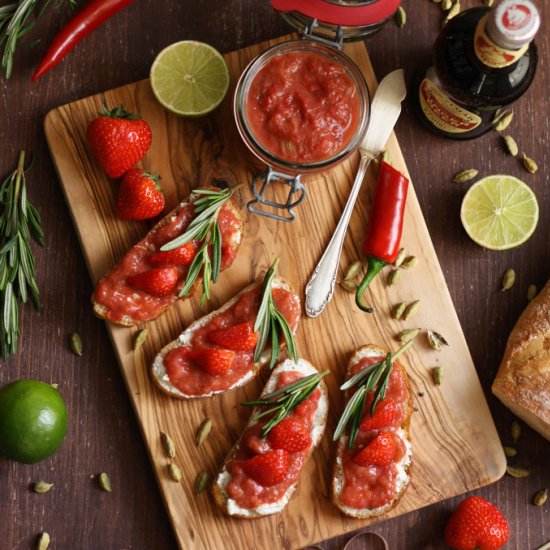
(304, 69, 407, 318)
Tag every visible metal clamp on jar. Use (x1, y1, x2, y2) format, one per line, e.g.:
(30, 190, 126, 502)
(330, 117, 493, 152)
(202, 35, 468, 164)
(233, 0, 399, 222)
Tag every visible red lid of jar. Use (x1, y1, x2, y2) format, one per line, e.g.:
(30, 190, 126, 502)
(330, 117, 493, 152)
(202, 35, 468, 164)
(271, 0, 400, 26)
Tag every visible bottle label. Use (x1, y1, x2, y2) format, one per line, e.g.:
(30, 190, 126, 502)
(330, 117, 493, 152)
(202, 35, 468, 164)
(474, 15, 528, 68)
(419, 79, 481, 134)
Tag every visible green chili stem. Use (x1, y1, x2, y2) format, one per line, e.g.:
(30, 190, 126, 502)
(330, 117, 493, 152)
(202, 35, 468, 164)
(355, 256, 387, 312)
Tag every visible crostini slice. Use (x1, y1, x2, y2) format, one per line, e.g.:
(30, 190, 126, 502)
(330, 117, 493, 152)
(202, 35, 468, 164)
(92, 187, 244, 326)
(332, 344, 413, 519)
(213, 358, 329, 518)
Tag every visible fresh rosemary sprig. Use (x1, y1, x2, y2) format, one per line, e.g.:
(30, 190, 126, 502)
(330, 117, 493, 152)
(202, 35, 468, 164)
(254, 258, 298, 368)
(0, 151, 44, 360)
(160, 187, 232, 308)
(333, 340, 412, 449)
(242, 369, 329, 438)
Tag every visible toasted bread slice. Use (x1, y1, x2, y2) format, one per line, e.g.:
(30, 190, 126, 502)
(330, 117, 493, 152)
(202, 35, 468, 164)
(212, 358, 329, 518)
(92, 190, 243, 327)
(332, 344, 413, 519)
(150, 278, 300, 399)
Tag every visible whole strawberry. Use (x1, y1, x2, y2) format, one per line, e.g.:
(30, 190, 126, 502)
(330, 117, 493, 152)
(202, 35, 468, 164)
(116, 169, 165, 220)
(87, 105, 152, 179)
(444, 496, 510, 550)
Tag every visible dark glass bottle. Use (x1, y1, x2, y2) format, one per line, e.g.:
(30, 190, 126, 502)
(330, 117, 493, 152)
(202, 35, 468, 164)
(413, 0, 540, 140)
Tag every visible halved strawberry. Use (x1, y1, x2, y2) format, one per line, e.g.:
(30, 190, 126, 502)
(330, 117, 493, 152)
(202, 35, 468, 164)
(148, 242, 197, 267)
(127, 266, 178, 296)
(267, 417, 311, 452)
(359, 399, 398, 432)
(241, 449, 289, 487)
(353, 431, 396, 467)
(207, 322, 258, 351)
(187, 348, 235, 375)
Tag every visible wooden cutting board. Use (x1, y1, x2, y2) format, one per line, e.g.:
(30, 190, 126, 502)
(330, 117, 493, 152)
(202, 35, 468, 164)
(44, 35, 506, 550)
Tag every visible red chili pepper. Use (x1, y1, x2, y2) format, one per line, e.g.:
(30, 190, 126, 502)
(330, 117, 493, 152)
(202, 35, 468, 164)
(356, 160, 409, 312)
(32, 0, 135, 81)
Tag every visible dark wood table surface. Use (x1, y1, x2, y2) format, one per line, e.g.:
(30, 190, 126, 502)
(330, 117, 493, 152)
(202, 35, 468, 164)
(1, 1, 548, 549)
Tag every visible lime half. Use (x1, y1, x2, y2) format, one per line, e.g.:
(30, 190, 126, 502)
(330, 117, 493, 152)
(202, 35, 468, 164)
(460, 174, 539, 250)
(150, 41, 230, 117)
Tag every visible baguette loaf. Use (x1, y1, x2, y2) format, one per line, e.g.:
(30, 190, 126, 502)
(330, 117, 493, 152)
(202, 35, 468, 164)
(332, 344, 413, 519)
(151, 278, 300, 399)
(492, 279, 550, 441)
(212, 358, 329, 518)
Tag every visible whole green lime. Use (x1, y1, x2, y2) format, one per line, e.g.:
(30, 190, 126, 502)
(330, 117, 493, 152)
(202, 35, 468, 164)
(0, 379, 68, 464)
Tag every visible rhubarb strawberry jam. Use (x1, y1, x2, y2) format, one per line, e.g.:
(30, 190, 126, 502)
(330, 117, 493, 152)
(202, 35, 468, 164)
(162, 285, 300, 397)
(92, 197, 242, 325)
(225, 370, 320, 510)
(339, 356, 412, 511)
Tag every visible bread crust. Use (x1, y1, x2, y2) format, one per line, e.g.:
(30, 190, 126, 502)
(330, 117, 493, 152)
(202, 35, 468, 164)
(91, 190, 244, 327)
(492, 279, 550, 441)
(212, 359, 329, 518)
(331, 344, 413, 518)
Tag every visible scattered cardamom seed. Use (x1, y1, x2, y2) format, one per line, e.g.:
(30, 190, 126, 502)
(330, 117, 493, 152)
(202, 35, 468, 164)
(37, 532, 50, 550)
(340, 280, 358, 293)
(501, 268, 516, 291)
(387, 269, 401, 286)
(195, 471, 210, 493)
(397, 328, 421, 343)
(344, 260, 362, 281)
(522, 153, 538, 174)
(196, 418, 212, 446)
(533, 489, 548, 507)
(441, 0, 452, 10)
(506, 464, 529, 478)
(133, 328, 148, 351)
(401, 256, 418, 269)
(33, 481, 53, 494)
(161, 431, 176, 459)
(426, 329, 449, 351)
(493, 111, 514, 132)
(527, 284, 537, 302)
(503, 446, 517, 457)
(395, 6, 406, 27)
(502, 134, 518, 157)
(392, 301, 407, 320)
(511, 419, 522, 443)
(70, 332, 83, 356)
(393, 248, 406, 268)
(168, 463, 182, 483)
(445, 0, 460, 20)
(403, 300, 420, 320)
(432, 366, 444, 386)
(98, 472, 112, 492)
(452, 168, 478, 184)
(50, 383, 58, 389)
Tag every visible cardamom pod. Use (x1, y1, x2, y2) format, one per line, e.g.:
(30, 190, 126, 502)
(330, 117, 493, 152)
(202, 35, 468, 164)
(395, 6, 406, 27)
(344, 260, 362, 281)
(401, 256, 418, 269)
(506, 464, 529, 478)
(511, 419, 522, 443)
(37, 532, 50, 550)
(501, 268, 516, 291)
(503, 446, 517, 457)
(133, 328, 148, 351)
(168, 463, 182, 483)
(161, 431, 176, 459)
(527, 284, 537, 302)
(397, 328, 421, 343)
(522, 153, 538, 174)
(432, 366, 444, 386)
(393, 248, 406, 268)
(426, 329, 447, 351)
(452, 168, 478, 184)
(403, 300, 420, 320)
(98, 472, 112, 492)
(195, 471, 210, 494)
(445, 1, 460, 20)
(340, 280, 358, 293)
(70, 332, 83, 356)
(493, 111, 514, 132)
(441, 0, 452, 10)
(382, 150, 391, 164)
(502, 134, 518, 157)
(533, 489, 548, 507)
(33, 481, 53, 494)
(196, 418, 212, 446)
(387, 269, 401, 286)
(484, 0, 494, 5)
(392, 302, 407, 320)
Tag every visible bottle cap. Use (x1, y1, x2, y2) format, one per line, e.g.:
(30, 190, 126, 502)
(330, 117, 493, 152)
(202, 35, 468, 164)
(487, 0, 540, 50)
